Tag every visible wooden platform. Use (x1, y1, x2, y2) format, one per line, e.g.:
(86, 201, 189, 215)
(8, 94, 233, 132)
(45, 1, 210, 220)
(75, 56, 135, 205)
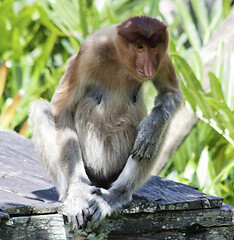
(0, 130, 233, 239)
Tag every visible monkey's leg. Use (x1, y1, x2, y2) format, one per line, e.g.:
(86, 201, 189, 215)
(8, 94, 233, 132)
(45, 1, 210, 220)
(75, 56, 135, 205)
(29, 100, 100, 228)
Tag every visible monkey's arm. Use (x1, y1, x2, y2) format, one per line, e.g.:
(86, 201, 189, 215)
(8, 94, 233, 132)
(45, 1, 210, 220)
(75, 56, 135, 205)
(131, 55, 182, 161)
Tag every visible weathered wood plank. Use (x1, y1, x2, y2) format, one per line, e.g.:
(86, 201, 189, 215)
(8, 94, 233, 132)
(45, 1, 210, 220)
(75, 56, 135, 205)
(0, 205, 233, 239)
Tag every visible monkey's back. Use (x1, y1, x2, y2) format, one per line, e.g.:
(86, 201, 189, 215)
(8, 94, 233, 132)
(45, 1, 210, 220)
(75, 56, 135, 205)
(74, 86, 147, 188)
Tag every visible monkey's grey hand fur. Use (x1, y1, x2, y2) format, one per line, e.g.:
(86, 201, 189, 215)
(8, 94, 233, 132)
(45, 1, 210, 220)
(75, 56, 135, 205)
(131, 114, 163, 161)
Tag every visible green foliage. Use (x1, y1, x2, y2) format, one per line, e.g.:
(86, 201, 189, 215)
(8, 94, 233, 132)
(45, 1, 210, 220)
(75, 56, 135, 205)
(160, 0, 234, 205)
(161, 58, 234, 205)
(0, 0, 233, 204)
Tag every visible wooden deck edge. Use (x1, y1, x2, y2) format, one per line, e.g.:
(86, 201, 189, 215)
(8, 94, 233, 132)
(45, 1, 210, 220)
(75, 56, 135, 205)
(0, 204, 233, 240)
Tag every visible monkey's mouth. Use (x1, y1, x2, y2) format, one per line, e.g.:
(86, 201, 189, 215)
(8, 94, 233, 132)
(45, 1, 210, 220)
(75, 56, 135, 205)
(138, 70, 145, 76)
(137, 69, 151, 81)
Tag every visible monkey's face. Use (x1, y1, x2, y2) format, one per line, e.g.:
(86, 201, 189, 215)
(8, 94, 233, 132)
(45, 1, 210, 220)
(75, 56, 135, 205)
(117, 16, 168, 83)
(133, 42, 161, 81)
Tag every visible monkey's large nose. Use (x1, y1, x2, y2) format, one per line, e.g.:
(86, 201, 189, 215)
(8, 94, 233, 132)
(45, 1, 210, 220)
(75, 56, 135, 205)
(144, 62, 154, 78)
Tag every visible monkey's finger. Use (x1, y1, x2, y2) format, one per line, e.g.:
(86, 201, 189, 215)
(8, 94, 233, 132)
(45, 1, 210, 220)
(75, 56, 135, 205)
(132, 138, 145, 153)
(131, 149, 138, 156)
(76, 213, 84, 229)
(63, 214, 69, 225)
(88, 199, 96, 208)
(82, 209, 89, 227)
(138, 144, 148, 158)
(86, 213, 100, 229)
(69, 215, 78, 229)
(144, 144, 154, 159)
(88, 200, 98, 216)
(132, 142, 147, 161)
(67, 214, 74, 225)
(83, 208, 91, 221)
(131, 146, 141, 156)
(90, 209, 101, 225)
(91, 187, 102, 195)
(132, 153, 140, 161)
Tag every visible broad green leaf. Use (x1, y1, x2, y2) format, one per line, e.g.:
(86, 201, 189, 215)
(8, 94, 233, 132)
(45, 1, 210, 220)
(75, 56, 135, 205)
(180, 81, 196, 111)
(183, 153, 196, 181)
(171, 54, 204, 92)
(208, 72, 225, 102)
(204, 97, 233, 123)
(106, 6, 116, 24)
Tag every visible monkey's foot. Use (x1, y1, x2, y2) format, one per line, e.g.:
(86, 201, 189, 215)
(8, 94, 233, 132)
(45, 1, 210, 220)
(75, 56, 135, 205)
(62, 185, 101, 229)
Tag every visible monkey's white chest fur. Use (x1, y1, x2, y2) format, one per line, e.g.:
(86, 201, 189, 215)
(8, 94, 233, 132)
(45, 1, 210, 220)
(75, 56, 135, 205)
(74, 89, 146, 187)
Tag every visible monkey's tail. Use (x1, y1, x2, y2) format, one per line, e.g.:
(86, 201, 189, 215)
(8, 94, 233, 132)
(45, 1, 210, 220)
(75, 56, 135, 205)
(29, 99, 56, 153)
(28, 99, 68, 200)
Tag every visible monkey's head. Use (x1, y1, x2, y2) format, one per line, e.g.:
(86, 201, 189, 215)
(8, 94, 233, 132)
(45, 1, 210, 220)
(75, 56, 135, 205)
(116, 16, 168, 82)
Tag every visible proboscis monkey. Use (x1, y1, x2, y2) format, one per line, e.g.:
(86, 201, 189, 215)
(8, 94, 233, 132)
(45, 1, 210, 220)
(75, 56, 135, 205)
(29, 16, 182, 228)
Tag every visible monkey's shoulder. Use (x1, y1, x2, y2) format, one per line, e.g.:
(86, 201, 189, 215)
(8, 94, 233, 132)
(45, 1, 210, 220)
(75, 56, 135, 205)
(82, 25, 118, 61)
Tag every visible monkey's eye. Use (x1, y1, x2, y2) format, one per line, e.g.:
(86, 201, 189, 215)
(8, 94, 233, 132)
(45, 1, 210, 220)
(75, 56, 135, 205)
(136, 43, 143, 49)
(151, 44, 157, 48)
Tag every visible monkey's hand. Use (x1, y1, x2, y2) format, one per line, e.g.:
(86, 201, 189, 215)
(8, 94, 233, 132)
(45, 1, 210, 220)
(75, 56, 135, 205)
(131, 113, 164, 161)
(86, 188, 130, 228)
(63, 184, 101, 229)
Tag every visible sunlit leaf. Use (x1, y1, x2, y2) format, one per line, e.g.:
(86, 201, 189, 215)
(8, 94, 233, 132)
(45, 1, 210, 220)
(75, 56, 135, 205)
(196, 147, 212, 190)
(171, 54, 204, 92)
(19, 119, 28, 136)
(0, 90, 23, 129)
(208, 72, 225, 102)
